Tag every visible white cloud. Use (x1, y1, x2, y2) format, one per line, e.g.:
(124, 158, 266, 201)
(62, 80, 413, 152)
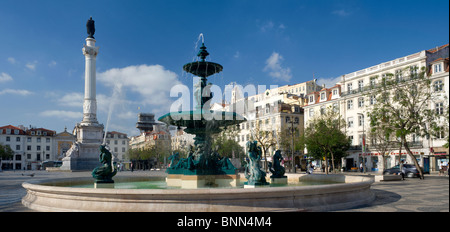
(0, 72, 13, 83)
(26, 61, 38, 71)
(234, 51, 240, 59)
(0, 88, 33, 96)
(332, 9, 351, 17)
(315, 76, 342, 89)
(259, 20, 286, 32)
(260, 21, 275, 32)
(97, 64, 181, 108)
(40, 110, 82, 119)
(48, 60, 57, 67)
(7, 57, 16, 64)
(263, 52, 292, 82)
(58, 92, 84, 108)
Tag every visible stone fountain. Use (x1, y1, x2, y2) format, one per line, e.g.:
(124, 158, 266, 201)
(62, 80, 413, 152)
(21, 23, 376, 211)
(158, 42, 246, 188)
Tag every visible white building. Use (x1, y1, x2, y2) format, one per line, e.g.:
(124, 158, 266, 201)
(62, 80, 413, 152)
(304, 44, 449, 173)
(229, 81, 322, 170)
(0, 125, 58, 170)
(104, 131, 129, 162)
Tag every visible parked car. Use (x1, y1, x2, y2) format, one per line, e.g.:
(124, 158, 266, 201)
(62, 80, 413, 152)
(383, 164, 421, 178)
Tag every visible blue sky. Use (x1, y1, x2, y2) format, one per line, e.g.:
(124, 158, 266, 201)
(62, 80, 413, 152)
(0, 0, 449, 136)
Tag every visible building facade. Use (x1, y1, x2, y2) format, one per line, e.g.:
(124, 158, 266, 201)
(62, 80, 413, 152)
(304, 44, 449, 173)
(229, 81, 321, 169)
(104, 131, 129, 163)
(0, 125, 59, 170)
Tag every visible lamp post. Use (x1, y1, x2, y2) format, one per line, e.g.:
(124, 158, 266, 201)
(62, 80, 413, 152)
(357, 113, 366, 173)
(288, 117, 298, 173)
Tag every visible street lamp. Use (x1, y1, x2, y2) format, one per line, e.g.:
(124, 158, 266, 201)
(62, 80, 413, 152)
(288, 117, 298, 173)
(357, 113, 366, 173)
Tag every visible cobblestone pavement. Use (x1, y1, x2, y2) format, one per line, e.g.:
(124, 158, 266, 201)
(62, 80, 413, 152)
(0, 170, 448, 212)
(335, 175, 449, 212)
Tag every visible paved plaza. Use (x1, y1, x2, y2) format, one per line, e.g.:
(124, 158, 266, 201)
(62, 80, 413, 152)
(0, 170, 448, 212)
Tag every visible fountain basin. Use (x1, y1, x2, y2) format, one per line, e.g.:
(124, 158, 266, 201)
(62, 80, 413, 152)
(22, 174, 374, 212)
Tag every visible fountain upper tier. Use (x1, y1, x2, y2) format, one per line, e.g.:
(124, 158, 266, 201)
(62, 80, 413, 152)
(183, 43, 223, 78)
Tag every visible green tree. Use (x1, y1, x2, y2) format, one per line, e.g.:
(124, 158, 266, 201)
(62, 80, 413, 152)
(212, 128, 245, 159)
(250, 120, 278, 172)
(303, 107, 350, 174)
(0, 143, 14, 160)
(366, 66, 439, 179)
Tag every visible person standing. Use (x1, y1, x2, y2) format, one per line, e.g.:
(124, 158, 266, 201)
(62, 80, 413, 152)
(439, 161, 444, 176)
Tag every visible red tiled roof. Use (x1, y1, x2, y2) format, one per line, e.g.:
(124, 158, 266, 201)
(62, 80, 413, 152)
(0, 125, 27, 135)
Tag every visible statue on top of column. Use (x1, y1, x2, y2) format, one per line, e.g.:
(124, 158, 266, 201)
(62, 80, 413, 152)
(86, 17, 95, 39)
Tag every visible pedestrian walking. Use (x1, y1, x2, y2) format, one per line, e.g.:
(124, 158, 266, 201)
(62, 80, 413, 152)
(439, 161, 444, 176)
(360, 162, 363, 173)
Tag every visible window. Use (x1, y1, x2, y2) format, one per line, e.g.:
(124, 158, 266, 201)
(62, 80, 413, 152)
(332, 89, 338, 96)
(370, 77, 376, 88)
(320, 106, 326, 115)
(347, 100, 353, 110)
(347, 83, 353, 93)
(27, 145, 31, 151)
(410, 65, 419, 79)
(37, 146, 41, 151)
(395, 69, 403, 82)
(6, 136, 10, 141)
(370, 95, 376, 105)
(27, 137, 31, 142)
(46, 154, 50, 160)
(46, 138, 50, 143)
(358, 80, 364, 91)
(434, 63, 442, 73)
(37, 138, 41, 143)
(46, 146, 50, 151)
(347, 117, 354, 128)
(16, 145, 20, 150)
(436, 102, 444, 115)
(434, 80, 443, 92)
(285, 116, 290, 123)
(349, 136, 354, 145)
(309, 95, 314, 103)
(358, 97, 364, 108)
(16, 137, 20, 142)
(358, 114, 364, 127)
(320, 92, 326, 101)
(332, 103, 339, 112)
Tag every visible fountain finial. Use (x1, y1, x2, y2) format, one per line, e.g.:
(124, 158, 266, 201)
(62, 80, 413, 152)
(197, 43, 209, 61)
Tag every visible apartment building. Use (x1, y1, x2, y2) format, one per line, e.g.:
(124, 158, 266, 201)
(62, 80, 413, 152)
(0, 125, 57, 170)
(229, 81, 321, 168)
(104, 131, 129, 162)
(304, 44, 449, 172)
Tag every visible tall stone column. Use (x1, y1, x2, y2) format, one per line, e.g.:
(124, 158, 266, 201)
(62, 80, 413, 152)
(60, 19, 104, 171)
(82, 38, 99, 124)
